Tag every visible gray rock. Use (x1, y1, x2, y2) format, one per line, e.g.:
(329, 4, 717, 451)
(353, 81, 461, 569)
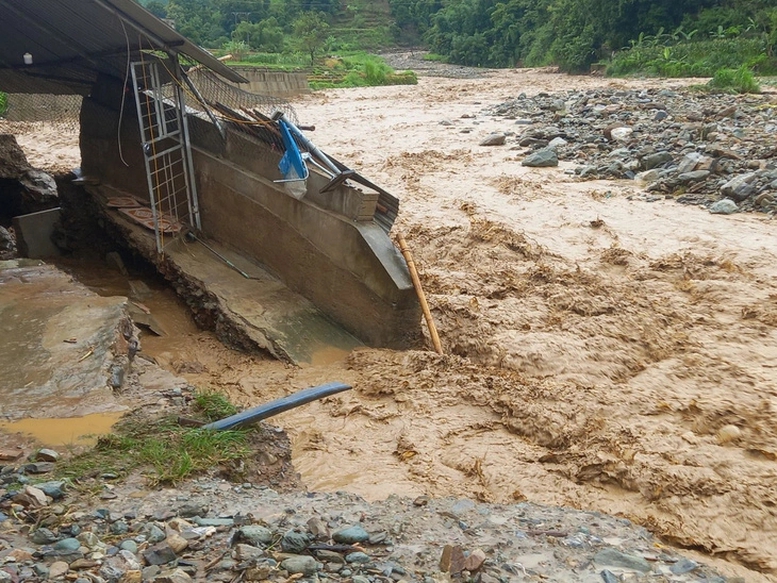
(192, 516, 234, 527)
(654, 110, 668, 121)
(281, 555, 318, 576)
(721, 172, 757, 201)
(35, 448, 60, 462)
(709, 199, 738, 215)
(35, 481, 65, 500)
(593, 548, 651, 573)
(642, 151, 673, 170)
(53, 538, 81, 552)
(19, 169, 58, 203)
(600, 570, 618, 583)
(352, 576, 371, 583)
(479, 133, 506, 146)
(237, 525, 274, 546)
(677, 170, 710, 183)
(522, 149, 558, 168)
(234, 544, 264, 561)
(23, 462, 55, 474)
(31, 527, 58, 545)
(99, 564, 126, 582)
(548, 137, 568, 149)
(144, 524, 167, 544)
(119, 540, 139, 554)
(281, 530, 310, 553)
(345, 552, 371, 564)
(143, 542, 177, 566)
(670, 558, 699, 574)
(332, 526, 369, 544)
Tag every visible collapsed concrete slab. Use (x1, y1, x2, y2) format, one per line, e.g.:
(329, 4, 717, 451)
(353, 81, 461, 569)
(79, 73, 422, 358)
(0, 259, 133, 421)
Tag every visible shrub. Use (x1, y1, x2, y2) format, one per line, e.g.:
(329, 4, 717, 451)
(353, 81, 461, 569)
(0, 92, 7, 117)
(707, 65, 761, 93)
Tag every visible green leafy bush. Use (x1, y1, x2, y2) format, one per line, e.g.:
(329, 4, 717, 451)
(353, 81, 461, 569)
(0, 92, 7, 117)
(606, 37, 777, 77)
(707, 65, 761, 93)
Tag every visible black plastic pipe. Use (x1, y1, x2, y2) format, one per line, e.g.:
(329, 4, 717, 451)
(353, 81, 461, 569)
(202, 382, 352, 431)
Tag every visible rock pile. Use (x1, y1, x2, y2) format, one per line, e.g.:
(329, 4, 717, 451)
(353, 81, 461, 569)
(484, 88, 777, 214)
(1, 448, 737, 583)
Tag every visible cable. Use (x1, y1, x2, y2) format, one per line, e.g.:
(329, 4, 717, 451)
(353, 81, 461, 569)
(117, 18, 132, 167)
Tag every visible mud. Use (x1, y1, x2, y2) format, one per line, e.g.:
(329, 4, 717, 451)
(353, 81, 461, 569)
(2, 65, 777, 581)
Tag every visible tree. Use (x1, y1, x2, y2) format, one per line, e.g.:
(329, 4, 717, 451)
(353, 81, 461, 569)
(293, 12, 330, 63)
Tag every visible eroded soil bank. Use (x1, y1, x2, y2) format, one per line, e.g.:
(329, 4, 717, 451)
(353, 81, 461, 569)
(2, 63, 776, 581)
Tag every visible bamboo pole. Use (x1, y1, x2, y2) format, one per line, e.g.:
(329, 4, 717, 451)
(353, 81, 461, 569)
(397, 232, 443, 355)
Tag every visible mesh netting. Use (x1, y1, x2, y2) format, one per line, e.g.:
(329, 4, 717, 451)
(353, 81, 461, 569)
(0, 93, 81, 132)
(182, 67, 299, 156)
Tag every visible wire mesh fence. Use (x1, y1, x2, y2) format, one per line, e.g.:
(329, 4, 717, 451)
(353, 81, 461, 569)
(0, 93, 81, 132)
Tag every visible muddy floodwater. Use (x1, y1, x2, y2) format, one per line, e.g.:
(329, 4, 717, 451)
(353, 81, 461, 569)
(2, 66, 777, 582)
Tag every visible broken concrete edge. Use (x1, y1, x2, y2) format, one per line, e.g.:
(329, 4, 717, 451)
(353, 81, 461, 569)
(84, 194, 284, 361)
(0, 260, 139, 421)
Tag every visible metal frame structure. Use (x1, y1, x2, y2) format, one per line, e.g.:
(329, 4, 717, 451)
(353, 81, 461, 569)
(130, 57, 200, 253)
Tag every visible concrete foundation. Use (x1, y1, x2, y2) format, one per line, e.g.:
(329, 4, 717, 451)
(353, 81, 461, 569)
(78, 74, 421, 354)
(13, 207, 61, 258)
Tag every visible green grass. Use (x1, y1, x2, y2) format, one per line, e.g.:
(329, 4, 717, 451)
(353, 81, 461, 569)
(707, 65, 761, 93)
(55, 392, 249, 487)
(308, 52, 417, 88)
(606, 37, 777, 78)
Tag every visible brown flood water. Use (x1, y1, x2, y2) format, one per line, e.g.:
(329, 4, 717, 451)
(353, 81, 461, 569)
(3, 67, 777, 582)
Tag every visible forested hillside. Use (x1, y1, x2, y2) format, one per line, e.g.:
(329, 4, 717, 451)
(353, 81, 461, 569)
(389, 0, 777, 72)
(136, 0, 777, 78)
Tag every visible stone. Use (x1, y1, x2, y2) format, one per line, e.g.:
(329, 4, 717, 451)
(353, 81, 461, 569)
(120, 571, 142, 583)
(234, 544, 264, 561)
(19, 169, 58, 204)
(0, 134, 31, 178)
(144, 524, 167, 544)
(464, 548, 486, 571)
(547, 137, 568, 149)
(600, 569, 618, 583)
(721, 172, 757, 201)
(281, 555, 318, 576)
(31, 527, 59, 545)
(48, 561, 69, 578)
(143, 543, 178, 566)
(166, 534, 188, 554)
(53, 538, 82, 553)
(192, 517, 234, 527)
(635, 169, 661, 184)
(522, 149, 558, 168)
(35, 481, 65, 500)
(479, 133, 506, 146)
(281, 530, 309, 553)
(307, 517, 330, 540)
(593, 548, 651, 573)
(245, 565, 273, 581)
(23, 462, 55, 474)
(120, 540, 139, 554)
(118, 549, 142, 570)
(0, 449, 23, 461)
(332, 526, 369, 544)
(352, 576, 370, 583)
(677, 170, 710, 183)
(654, 110, 669, 121)
(670, 558, 699, 575)
(35, 448, 60, 462)
(316, 550, 345, 564)
(152, 568, 192, 583)
(709, 199, 738, 215)
(642, 151, 673, 170)
(345, 552, 371, 564)
(610, 127, 633, 143)
(77, 532, 101, 548)
(237, 525, 274, 546)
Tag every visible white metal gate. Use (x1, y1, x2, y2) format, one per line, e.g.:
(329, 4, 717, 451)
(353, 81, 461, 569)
(131, 59, 200, 253)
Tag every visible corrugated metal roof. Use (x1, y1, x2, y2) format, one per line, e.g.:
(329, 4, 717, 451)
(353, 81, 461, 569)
(0, 0, 246, 94)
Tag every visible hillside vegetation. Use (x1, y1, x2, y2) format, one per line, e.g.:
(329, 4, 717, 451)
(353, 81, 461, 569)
(137, 0, 777, 86)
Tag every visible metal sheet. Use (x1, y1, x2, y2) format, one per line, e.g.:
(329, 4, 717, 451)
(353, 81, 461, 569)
(0, 0, 245, 95)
